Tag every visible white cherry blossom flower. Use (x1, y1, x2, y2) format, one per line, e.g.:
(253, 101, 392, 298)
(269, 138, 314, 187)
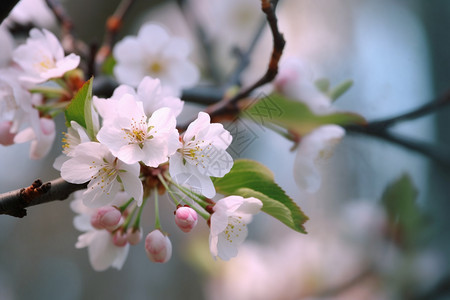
(70, 193, 129, 271)
(107, 76, 184, 117)
(169, 112, 233, 198)
(96, 93, 180, 167)
(12, 28, 80, 84)
(13, 112, 56, 160)
(0, 26, 14, 68)
(60, 142, 143, 207)
(113, 23, 199, 92)
(209, 196, 263, 260)
(294, 124, 345, 193)
(4, 0, 56, 28)
(0, 69, 33, 135)
(274, 57, 333, 115)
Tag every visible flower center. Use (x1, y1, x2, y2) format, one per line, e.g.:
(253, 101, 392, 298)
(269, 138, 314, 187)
(222, 216, 246, 245)
(181, 138, 213, 167)
(89, 158, 119, 195)
(149, 61, 163, 74)
(122, 117, 154, 147)
(35, 56, 56, 72)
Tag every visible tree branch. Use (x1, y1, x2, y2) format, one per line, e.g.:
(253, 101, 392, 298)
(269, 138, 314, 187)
(0, 178, 87, 218)
(94, 0, 136, 75)
(203, 0, 285, 121)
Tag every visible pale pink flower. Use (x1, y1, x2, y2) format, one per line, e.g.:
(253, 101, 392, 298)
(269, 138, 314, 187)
(293, 124, 345, 193)
(274, 57, 333, 115)
(90, 206, 122, 231)
(169, 112, 233, 198)
(113, 23, 199, 93)
(96, 93, 180, 167)
(13, 28, 80, 83)
(145, 229, 172, 263)
(70, 194, 130, 271)
(126, 228, 143, 245)
(0, 26, 14, 68)
(61, 142, 143, 207)
(209, 196, 262, 260)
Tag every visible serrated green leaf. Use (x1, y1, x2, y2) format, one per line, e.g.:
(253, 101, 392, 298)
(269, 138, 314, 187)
(213, 159, 308, 233)
(315, 78, 330, 93)
(64, 77, 94, 138)
(242, 92, 366, 135)
(381, 173, 424, 247)
(329, 80, 353, 101)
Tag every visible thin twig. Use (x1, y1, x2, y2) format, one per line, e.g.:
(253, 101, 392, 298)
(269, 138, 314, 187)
(94, 0, 136, 75)
(0, 178, 87, 218)
(45, 0, 88, 57)
(346, 124, 450, 168)
(176, 0, 222, 84)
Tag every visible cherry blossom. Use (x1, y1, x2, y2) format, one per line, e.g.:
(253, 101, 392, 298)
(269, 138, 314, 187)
(70, 194, 129, 271)
(169, 112, 233, 198)
(145, 229, 172, 263)
(209, 196, 263, 260)
(274, 57, 333, 115)
(96, 93, 180, 167)
(174, 206, 198, 233)
(107, 76, 184, 117)
(293, 124, 345, 193)
(12, 28, 80, 84)
(0, 25, 14, 68)
(113, 23, 199, 93)
(60, 141, 143, 207)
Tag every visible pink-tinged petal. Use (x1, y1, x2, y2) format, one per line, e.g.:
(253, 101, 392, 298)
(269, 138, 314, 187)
(184, 112, 211, 142)
(202, 123, 233, 149)
(293, 155, 321, 194)
(216, 233, 240, 261)
(209, 234, 219, 258)
(60, 158, 97, 184)
(113, 37, 144, 64)
(141, 138, 169, 167)
(29, 118, 55, 159)
(83, 177, 122, 208)
(76, 231, 96, 249)
(119, 167, 143, 206)
(88, 230, 129, 271)
(197, 148, 233, 178)
(145, 230, 172, 263)
(138, 24, 170, 54)
(13, 127, 35, 143)
(210, 210, 229, 236)
(112, 84, 136, 100)
(96, 126, 128, 155)
(117, 144, 145, 165)
(213, 196, 245, 213)
(149, 107, 176, 131)
(73, 214, 93, 232)
(0, 121, 16, 145)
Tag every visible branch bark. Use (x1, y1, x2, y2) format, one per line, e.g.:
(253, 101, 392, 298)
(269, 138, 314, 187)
(0, 178, 87, 218)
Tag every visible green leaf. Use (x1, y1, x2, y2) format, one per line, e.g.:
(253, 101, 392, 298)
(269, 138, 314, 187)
(315, 78, 330, 94)
(381, 173, 424, 247)
(102, 55, 116, 75)
(328, 80, 353, 101)
(242, 92, 366, 135)
(213, 159, 308, 233)
(64, 77, 95, 138)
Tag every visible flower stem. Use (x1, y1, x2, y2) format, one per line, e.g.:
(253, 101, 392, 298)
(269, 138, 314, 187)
(164, 175, 209, 208)
(154, 188, 161, 230)
(156, 173, 180, 206)
(132, 194, 148, 230)
(118, 197, 134, 213)
(122, 203, 137, 231)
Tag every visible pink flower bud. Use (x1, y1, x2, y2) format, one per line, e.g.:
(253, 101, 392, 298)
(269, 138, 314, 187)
(0, 121, 16, 145)
(91, 206, 122, 230)
(174, 206, 198, 233)
(145, 230, 172, 263)
(126, 227, 143, 245)
(113, 230, 128, 247)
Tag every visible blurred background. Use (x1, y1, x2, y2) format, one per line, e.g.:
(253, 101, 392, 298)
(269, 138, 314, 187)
(1, 0, 450, 299)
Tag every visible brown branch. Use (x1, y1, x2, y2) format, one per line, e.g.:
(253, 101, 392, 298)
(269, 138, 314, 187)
(45, 0, 88, 57)
(0, 178, 87, 218)
(202, 0, 285, 122)
(94, 0, 136, 75)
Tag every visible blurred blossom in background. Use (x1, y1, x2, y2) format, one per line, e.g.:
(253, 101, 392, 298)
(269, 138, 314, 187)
(1, 0, 450, 299)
